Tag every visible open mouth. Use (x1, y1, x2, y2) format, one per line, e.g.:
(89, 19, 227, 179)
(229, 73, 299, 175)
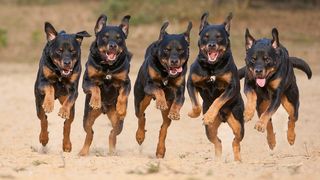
(207, 49, 220, 62)
(256, 78, 266, 87)
(169, 66, 183, 76)
(61, 68, 72, 76)
(106, 50, 118, 61)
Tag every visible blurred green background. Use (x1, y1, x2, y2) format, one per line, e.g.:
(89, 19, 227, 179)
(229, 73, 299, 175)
(0, 0, 319, 73)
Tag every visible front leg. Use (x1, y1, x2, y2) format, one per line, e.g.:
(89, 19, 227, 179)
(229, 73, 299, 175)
(203, 72, 237, 125)
(83, 74, 101, 110)
(144, 80, 168, 111)
(116, 79, 131, 120)
(168, 85, 185, 120)
(58, 86, 78, 119)
(243, 79, 257, 122)
(40, 83, 55, 113)
(255, 89, 282, 132)
(187, 74, 202, 118)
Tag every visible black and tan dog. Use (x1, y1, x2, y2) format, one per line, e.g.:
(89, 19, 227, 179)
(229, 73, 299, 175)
(241, 28, 312, 149)
(187, 12, 244, 161)
(134, 21, 192, 158)
(34, 22, 90, 152)
(79, 14, 131, 156)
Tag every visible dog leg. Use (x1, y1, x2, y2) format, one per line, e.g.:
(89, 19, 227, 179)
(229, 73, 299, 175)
(187, 76, 202, 118)
(156, 102, 172, 158)
(107, 105, 124, 154)
(227, 113, 243, 161)
(42, 85, 55, 113)
(79, 105, 101, 156)
(89, 86, 101, 109)
(116, 83, 130, 120)
(205, 116, 222, 159)
(135, 96, 152, 145)
(266, 119, 276, 150)
(281, 95, 298, 145)
(243, 89, 257, 122)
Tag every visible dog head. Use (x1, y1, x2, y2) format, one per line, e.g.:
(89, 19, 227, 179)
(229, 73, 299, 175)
(198, 12, 232, 64)
(94, 14, 130, 65)
(245, 28, 281, 87)
(45, 22, 90, 77)
(153, 21, 192, 77)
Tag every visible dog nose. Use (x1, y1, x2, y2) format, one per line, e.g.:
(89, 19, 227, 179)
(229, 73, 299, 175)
(64, 61, 71, 66)
(208, 43, 216, 49)
(170, 58, 179, 65)
(254, 68, 263, 74)
(108, 42, 117, 49)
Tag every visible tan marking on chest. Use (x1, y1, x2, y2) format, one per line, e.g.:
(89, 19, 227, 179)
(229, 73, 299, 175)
(148, 65, 162, 80)
(269, 78, 281, 90)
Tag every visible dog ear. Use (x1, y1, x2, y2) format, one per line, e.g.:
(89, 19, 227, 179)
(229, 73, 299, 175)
(44, 22, 57, 41)
(223, 12, 233, 34)
(184, 21, 193, 44)
(271, 28, 279, 49)
(95, 14, 107, 34)
(158, 21, 169, 41)
(199, 12, 209, 34)
(75, 31, 91, 44)
(119, 15, 131, 38)
(245, 28, 255, 50)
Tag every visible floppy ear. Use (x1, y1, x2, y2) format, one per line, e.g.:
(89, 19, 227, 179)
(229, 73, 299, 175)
(223, 12, 233, 34)
(75, 31, 91, 44)
(245, 28, 255, 50)
(199, 12, 209, 34)
(94, 14, 107, 34)
(44, 22, 57, 41)
(119, 15, 131, 38)
(271, 28, 279, 49)
(184, 21, 193, 44)
(158, 21, 169, 41)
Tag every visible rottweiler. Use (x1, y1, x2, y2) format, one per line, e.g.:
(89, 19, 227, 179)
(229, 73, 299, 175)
(241, 28, 312, 149)
(187, 12, 244, 161)
(134, 21, 192, 158)
(79, 14, 132, 156)
(34, 22, 90, 152)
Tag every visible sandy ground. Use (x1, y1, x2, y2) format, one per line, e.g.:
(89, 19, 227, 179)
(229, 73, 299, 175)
(0, 62, 319, 180)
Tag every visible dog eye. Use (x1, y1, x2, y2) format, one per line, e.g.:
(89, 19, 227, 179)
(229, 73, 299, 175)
(251, 57, 256, 63)
(56, 48, 63, 54)
(204, 34, 209, 39)
(177, 48, 184, 53)
(164, 48, 170, 53)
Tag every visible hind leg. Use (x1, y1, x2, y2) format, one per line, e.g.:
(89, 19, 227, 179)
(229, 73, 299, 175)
(227, 113, 243, 161)
(205, 116, 222, 159)
(257, 99, 276, 149)
(36, 96, 49, 146)
(79, 95, 102, 156)
(156, 101, 172, 158)
(106, 105, 124, 154)
(281, 90, 299, 145)
(135, 95, 152, 145)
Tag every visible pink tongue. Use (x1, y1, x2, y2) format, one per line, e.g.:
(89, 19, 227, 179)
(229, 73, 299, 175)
(209, 52, 219, 61)
(107, 52, 116, 60)
(256, 78, 266, 87)
(176, 67, 183, 73)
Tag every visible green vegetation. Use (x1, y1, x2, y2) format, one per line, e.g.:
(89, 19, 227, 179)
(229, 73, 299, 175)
(0, 29, 8, 48)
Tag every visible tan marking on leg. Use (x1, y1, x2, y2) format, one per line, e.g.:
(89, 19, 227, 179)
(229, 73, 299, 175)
(281, 96, 296, 145)
(89, 86, 101, 109)
(206, 116, 222, 159)
(227, 113, 242, 161)
(266, 120, 276, 150)
(154, 89, 168, 110)
(244, 90, 257, 122)
(58, 96, 72, 119)
(38, 110, 49, 146)
(79, 109, 102, 156)
(42, 85, 55, 113)
(106, 106, 122, 154)
(136, 96, 152, 145)
(116, 87, 128, 120)
(156, 103, 172, 158)
(168, 102, 182, 120)
(255, 100, 271, 133)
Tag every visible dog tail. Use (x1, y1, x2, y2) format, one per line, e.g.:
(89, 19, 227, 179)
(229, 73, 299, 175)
(290, 57, 312, 79)
(238, 66, 246, 80)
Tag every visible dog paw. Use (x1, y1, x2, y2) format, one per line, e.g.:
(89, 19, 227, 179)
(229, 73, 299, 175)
(168, 111, 180, 120)
(254, 121, 266, 132)
(42, 100, 54, 113)
(58, 107, 70, 119)
(156, 100, 168, 111)
(188, 106, 201, 118)
(116, 103, 127, 120)
(267, 133, 276, 150)
(39, 131, 49, 146)
(63, 140, 72, 152)
(203, 112, 216, 125)
(287, 131, 296, 145)
(89, 96, 101, 109)
(78, 149, 89, 156)
(136, 129, 146, 145)
(156, 146, 166, 158)
(243, 109, 254, 122)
